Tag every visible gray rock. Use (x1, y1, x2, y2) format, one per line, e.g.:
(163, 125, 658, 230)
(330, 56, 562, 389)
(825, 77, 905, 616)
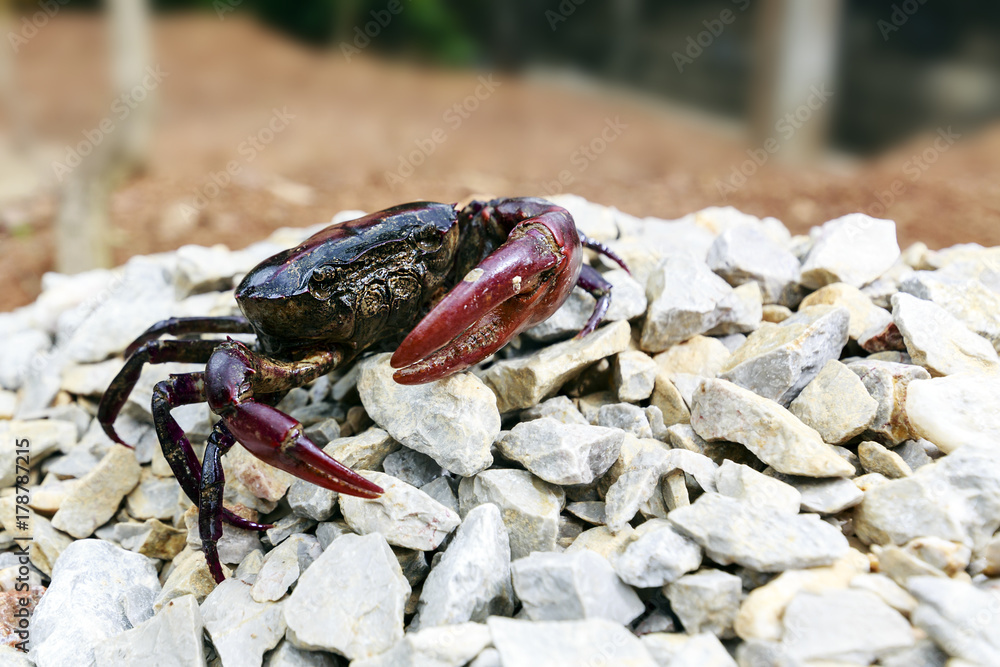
(669, 493, 849, 571)
(458, 469, 564, 560)
(706, 281, 764, 335)
(51, 445, 141, 538)
(264, 640, 338, 666)
(643, 632, 738, 667)
(125, 471, 181, 521)
(29, 540, 160, 667)
(690, 379, 854, 477)
(480, 319, 631, 413)
(859, 440, 912, 479)
(715, 461, 801, 515)
(525, 269, 646, 342)
(767, 472, 864, 515)
(153, 549, 218, 612)
(340, 471, 460, 550)
(909, 576, 1000, 665)
(420, 476, 459, 515)
(855, 444, 1000, 548)
(381, 447, 445, 488)
(358, 354, 498, 476)
(567, 501, 606, 525)
(251, 534, 322, 603)
(63, 257, 177, 363)
(596, 402, 653, 438)
(413, 504, 515, 628)
(641, 256, 737, 352)
(707, 225, 802, 305)
(718, 305, 850, 406)
(497, 418, 624, 485)
(323, 426, 399, 472)
(512, 549, 644, 624)
(800, 282, 894, 342)
(653, 335, 731, 377)
(781, 589, 914, 663)
(666, 569, 742, 638)
(284, 533, 409, 660)
(314, 521, 352, 551)
(611, 518, 702, 587)
(906, 372, 1000, 453)
(615, 349, 658, 402)
(264, 515, 316, 548)
(651, 372, 693, 430)
(800, 213, 900, 289)
(351, 623, 493, 667)
(286, 477, 337, 522)
(788, 360, 878, 444)
(901, 270, 1000, 351)
(93, 594, 204, 667)
(850, 573, 918, 615)
(0, 328, 50, 391)
(892, 292, 1000, 375)
(201, 577, 286, 667)
(848, 359, 930, 444)
(604, 447, 718, 531)
(879, 640, 949, 667)
(488, 617, 657, 667)
(519, 396, 589, 425)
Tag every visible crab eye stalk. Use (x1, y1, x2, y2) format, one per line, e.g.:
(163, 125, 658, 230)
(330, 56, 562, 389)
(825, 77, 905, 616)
(309, 265, 341, 300)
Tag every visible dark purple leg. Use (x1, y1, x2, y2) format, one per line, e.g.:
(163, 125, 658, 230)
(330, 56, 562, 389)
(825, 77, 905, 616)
(99, 339, 221, 445)
(152, 372, 269, 532)
(579, 232, 630, 273)
(125, 316, 253, 357)
(200, 423, 235, 583)
(576, 264, 614, 337)
(206, 340, 383, 500)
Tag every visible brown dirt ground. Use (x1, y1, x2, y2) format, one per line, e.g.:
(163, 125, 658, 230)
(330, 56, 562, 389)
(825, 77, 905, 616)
(1, 12, 999, 312)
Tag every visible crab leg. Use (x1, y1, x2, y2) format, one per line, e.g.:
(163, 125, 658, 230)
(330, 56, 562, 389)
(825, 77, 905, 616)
(151, 372, 270, 531)
(99, 339, 221, 445)
(200, 423, 236, 583)
(205, 340, 383, 499)
(577, 264, 614, 338)
(125, 316, 253, 357)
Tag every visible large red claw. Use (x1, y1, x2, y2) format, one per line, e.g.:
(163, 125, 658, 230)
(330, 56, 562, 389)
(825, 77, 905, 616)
(391, 221, 581, 384)
(224, 402, 382, 498)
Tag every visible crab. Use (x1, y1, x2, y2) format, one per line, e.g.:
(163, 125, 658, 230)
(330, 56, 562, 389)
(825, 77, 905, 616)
(98, 197, 627, 582)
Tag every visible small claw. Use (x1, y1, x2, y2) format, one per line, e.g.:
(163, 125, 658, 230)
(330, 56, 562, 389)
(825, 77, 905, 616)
(391, 223, 578, 382)
(224, 402, 382, 499)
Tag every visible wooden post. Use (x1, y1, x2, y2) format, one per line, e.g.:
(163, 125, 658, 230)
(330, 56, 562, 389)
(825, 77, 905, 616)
(750, 0, 842, 161)
(55, 0, 154, 274)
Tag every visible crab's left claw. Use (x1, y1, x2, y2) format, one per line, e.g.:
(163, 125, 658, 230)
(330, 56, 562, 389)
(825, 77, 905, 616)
(391, 207, 582, 384)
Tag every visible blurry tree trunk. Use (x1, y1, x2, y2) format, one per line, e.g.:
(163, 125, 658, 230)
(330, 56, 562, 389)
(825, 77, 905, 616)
(750, 0, 842, 161)
(55, 0, 154, 274)
(608, 0, 640, 79)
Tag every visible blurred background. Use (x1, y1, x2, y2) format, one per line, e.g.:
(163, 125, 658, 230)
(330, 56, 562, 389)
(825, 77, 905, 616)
(0, 0, 998, 311)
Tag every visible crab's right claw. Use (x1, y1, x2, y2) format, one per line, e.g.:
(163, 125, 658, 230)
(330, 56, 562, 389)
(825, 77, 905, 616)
(390, 218, 581, 384)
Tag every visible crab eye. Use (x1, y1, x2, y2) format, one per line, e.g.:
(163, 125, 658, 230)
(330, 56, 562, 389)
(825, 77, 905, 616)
(309, 265, 342, 300)
(412, 226, 440, 252)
